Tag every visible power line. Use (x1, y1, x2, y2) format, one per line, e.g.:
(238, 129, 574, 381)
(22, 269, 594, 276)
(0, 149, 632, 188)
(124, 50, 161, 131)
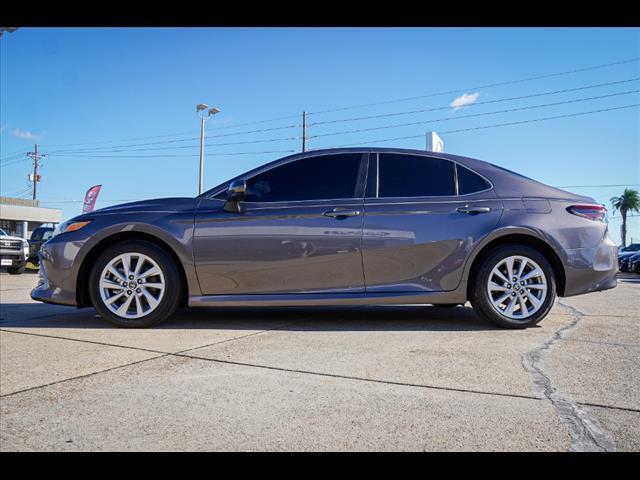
(309, 89, 640, 140)
(306, 56, 640, 116)
(33, 56, 640, 149)
(328, 103, 640, 147)
(48, 149, 297, 158)
(46, 123, 299, 155)
(308, 77, 639, 127)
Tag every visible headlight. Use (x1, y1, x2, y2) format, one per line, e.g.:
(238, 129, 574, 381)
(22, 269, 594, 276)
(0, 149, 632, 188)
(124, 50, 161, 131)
(52, 220, 92, 237)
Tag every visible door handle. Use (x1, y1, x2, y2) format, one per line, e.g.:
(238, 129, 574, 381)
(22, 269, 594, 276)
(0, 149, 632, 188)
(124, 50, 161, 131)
(323, 208, 362, 219)
(457, 206, 491, 215)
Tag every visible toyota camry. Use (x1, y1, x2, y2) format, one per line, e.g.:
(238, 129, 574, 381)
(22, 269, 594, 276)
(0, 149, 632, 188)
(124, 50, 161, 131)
(32, 147, 618, 329)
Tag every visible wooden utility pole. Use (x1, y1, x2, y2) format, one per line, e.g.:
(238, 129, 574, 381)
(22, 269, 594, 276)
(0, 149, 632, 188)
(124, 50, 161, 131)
(26, 144, 44, 200)
(302, 111, 307, 152)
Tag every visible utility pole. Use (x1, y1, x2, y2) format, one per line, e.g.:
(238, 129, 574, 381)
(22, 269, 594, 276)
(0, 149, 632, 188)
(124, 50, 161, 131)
(26, 144, 45, 201)
(302, 111, 307, 152)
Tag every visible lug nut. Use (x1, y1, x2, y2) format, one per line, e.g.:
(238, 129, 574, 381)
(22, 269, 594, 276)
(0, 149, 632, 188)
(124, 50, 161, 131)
(506, 284, 511, 289)
(137, 279, 142, 284)
(511, 292, 516, 296)
(136, 288, 141, 294)
(512, 277, 517, 282)
(520, 289, 525, 294)
(128, 275, 134, 280)
(126, 290, 132, 295)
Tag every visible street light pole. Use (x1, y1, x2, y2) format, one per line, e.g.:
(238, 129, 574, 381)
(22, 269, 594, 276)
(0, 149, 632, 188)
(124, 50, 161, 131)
(196, 103, 220, 195)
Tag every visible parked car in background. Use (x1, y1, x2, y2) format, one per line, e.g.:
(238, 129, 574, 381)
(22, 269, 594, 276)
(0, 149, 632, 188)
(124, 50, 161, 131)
(31, 147, 619, 329)
(618, 243, 640, 271)
(0, 228, 29, 275)
(28, 227, 55, 264)
(628, 252, 640, 273)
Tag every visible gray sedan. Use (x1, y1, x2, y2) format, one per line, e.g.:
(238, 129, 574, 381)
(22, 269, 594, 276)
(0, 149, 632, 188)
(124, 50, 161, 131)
(32, 147, 618, 329)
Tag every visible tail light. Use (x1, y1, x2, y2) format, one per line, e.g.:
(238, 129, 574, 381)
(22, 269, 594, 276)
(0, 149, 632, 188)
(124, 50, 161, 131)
(566, 204, 607, 222)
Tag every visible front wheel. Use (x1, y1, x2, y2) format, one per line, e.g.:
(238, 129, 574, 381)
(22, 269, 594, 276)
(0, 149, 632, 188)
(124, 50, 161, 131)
(470, 245, 556, 329)
(89, 240, 183, 328)
(7, 263, 26, 275)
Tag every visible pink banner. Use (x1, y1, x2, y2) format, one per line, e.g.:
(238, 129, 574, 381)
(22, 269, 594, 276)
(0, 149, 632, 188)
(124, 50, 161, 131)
(82, 185, 102, 214)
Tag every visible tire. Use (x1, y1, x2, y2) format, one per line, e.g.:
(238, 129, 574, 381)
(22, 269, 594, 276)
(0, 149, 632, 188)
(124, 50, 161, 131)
(470, 244, 556, 329)
(88, 240, 183, 328)
(7, 263, 26, 275)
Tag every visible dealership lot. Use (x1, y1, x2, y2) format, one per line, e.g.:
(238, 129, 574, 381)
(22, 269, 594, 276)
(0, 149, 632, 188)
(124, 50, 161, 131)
(0, 271, 638, 451)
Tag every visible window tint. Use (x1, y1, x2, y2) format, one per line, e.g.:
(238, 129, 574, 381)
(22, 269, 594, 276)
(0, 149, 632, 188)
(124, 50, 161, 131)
(30, 229, 43, 241)
(42, 230, 53, 241)
(378, 154, 455, 197)
(245, 153, 362, 202)
(457, 165, 490, 194)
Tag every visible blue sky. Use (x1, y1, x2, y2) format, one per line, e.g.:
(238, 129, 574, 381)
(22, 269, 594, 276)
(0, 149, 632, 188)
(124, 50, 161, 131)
(1, 27, 639, 244)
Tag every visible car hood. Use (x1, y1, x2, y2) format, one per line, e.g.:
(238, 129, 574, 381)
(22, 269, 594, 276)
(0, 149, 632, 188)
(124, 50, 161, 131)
(89, 197, 198, 215)
(0, 235, 25, 242)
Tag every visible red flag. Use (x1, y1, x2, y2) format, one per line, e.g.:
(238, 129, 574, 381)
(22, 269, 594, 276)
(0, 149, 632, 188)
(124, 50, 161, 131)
(82, 185, 102, 214)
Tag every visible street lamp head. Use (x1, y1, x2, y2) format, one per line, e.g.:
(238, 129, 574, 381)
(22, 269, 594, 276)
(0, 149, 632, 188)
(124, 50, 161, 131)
(196, 103, 209, 113)
(208, 107, 220, 116)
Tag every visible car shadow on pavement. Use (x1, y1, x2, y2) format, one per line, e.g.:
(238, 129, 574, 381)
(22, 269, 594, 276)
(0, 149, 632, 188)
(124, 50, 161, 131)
(0, 303, 505, 331)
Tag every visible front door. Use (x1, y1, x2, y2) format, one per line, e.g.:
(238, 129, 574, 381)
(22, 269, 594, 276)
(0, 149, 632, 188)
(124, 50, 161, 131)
(194, 152, 368, 295)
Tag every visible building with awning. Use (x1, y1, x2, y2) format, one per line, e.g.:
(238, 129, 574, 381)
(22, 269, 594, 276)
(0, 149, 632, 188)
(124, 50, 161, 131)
(0, 197, 62, 239)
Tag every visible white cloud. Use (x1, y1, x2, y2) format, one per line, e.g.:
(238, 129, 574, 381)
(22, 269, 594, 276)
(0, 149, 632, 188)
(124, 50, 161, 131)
(450, 92, 480, 110)
(11, 128, 40, 140)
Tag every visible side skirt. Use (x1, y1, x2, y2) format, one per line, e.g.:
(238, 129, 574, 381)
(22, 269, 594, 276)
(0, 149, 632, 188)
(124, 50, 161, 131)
(188, 290, 467, 307)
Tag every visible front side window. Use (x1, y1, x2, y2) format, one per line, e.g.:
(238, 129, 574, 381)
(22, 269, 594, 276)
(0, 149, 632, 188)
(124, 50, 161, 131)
(245, 153, 362, 202)
(378, 154, 455, 198)
(42, 230, 54, 241)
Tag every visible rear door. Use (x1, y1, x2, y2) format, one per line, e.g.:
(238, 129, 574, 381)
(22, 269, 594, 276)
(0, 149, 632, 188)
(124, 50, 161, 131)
(194, 152, 368, 295)
(362, 152, 503, 292)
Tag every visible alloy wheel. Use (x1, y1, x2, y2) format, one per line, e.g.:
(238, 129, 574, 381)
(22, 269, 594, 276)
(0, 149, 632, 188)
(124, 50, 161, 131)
(486, 255, 548, 320)
(98, 252, 166, 319)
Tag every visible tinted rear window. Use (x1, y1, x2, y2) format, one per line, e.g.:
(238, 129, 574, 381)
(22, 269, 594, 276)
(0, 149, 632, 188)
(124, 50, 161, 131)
(457, 165, 490, 194)
(245, 153, 362, 202)
(378, 154, 455, 197)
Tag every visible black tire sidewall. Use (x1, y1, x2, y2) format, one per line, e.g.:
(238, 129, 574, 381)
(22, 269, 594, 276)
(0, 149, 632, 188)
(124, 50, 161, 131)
(471, 244, 556, 329)
(89, 240, 182, 328)
(7, 264, 26, 275)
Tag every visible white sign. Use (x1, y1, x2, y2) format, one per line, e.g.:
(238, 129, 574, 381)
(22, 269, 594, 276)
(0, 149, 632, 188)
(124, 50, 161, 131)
(426, 132, 444, 152)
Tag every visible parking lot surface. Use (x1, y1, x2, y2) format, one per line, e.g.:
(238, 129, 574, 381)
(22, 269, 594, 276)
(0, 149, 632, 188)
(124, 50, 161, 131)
(1, 270, 638, 451)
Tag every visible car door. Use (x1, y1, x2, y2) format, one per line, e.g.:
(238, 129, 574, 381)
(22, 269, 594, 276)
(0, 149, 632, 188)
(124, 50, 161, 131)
(362, 152, 503, 292)
(194, 152, 368, 295)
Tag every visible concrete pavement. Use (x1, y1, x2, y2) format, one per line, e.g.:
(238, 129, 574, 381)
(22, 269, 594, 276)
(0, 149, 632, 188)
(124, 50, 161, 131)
(1, 270, 638, 451)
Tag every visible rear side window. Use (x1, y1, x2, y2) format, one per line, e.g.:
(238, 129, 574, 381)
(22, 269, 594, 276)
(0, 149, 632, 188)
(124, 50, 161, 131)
(245, 153, 362, 202)
(457, 165, 490, 195)
(378, 154, 455, 197)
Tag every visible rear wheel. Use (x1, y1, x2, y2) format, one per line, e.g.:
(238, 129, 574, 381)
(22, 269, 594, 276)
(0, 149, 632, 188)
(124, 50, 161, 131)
(470, 245, 556, 329)
(89, 240, 182, 328)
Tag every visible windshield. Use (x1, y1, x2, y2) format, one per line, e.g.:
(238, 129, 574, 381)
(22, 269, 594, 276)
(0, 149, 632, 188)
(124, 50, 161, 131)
(621, 243, 640, 252)
(0, 228, 7, 236)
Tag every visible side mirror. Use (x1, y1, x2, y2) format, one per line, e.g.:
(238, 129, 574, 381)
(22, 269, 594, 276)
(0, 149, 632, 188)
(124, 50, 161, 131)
(227, 180, 247, 201)
(223, 180, 247, 213)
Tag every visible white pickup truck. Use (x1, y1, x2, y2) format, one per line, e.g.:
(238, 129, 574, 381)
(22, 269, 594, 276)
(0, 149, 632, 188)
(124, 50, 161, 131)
(0, 228, 29, 275)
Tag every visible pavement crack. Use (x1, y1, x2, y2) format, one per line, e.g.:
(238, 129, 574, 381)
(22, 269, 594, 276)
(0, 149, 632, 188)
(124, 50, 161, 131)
(521, 299, 616, 452)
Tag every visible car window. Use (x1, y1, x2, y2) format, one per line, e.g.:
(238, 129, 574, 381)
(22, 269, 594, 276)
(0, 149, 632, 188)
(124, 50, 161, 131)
(42, 230, 53, 241)
(378, 154, 455, 197)
(30, 229, 43, 241)
(457, 164, 490, 195)
(245, 153, 362, 202)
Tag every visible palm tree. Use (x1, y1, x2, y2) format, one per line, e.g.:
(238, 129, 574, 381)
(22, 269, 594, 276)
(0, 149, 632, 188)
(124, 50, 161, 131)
(610, 188, 640, 247)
